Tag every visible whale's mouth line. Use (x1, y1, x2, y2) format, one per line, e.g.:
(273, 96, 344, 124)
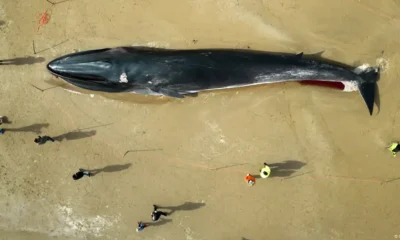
(47, 67, 109, 82)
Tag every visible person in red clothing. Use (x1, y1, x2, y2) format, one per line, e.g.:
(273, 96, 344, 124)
(245, 174, 256, 186)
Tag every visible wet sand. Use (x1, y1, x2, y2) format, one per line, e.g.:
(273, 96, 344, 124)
(0, 0, 400, 239)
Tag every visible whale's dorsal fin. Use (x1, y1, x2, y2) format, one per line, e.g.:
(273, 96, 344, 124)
(296, 52, 304, 58)
(309, 51, 324, 57)
(303, 51, 325, 59)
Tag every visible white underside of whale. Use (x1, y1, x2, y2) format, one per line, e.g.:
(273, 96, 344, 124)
(129, 79, 359, 96)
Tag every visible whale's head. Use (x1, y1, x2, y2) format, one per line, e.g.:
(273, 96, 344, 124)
(47, 48, 135, 92)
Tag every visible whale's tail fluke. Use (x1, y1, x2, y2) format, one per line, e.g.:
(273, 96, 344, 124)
(356, 67, 380, 116)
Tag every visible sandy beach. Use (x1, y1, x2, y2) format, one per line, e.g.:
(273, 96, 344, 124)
(0, 0, 400, 239)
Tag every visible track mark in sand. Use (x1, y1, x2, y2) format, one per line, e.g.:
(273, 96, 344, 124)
(181, 119, 237, 161)
(66, 94, 102, 125)
(284, 101, 309, 159)
(317, 112, 346, 157)
(53, 205, 120, 238)
(190, 0, 292, 42)
(193, 120, 230, 159)
(178, 219, 200, 240)
(57, 95, 124, 156)
(282, 108, 335, 238)
(285, 94, 337, 167)
(300, 109, 335, 174)
(350, 0, 396, 21)
(205, 120, 227, 144)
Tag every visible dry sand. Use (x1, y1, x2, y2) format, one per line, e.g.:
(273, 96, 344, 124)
(0, 0, 400, 239)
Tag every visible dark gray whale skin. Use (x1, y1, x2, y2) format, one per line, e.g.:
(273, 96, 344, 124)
(46, 47, 380, 115)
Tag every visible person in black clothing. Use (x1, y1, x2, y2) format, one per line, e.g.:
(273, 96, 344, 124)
(0, 116, 6, 125)
(34, 136, 55, 145)
(72, 169, 91, 180)
(151, 205, 168, 221)
(0, 116, 7, 135)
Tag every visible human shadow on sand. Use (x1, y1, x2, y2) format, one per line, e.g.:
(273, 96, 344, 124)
(5, 123, 49, 134)
(143, 218, 173, 227)
(84, 163, 132, 176)
(265, 160, 306, 177)
(0, 56, 45, 65)
(53, 130, 96, 142)
(154, 202, 206, 216)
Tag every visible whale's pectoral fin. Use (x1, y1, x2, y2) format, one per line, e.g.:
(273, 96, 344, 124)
(184, 92, 198, 97)
(158, 88, 185, 98)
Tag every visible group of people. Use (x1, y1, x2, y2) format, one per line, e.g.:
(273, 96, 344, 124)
(0, 115, 172, 233)
(244, 143, 400, 186)
(2, 113, 400, 233)
(0, 116, 95, 180)
(245, 162, 271, 186)
(137, 205, 169, 232)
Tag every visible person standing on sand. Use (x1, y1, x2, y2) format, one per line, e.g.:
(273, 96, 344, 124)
(136, 221, 147, 232)
(151, 205, 168, 221)
(72, 169, 91, 180)
(260, 163, 271, 178)
(0, 116, 5, 135)
(245, 174, 256, 186)
(387, 142, 400, 157)
(34, 135, 55, 145)
(0, 116, 6, 125)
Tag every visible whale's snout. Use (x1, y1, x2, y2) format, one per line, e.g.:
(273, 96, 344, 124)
(46, 49, 137, 93)
(47, 57, 112, 78)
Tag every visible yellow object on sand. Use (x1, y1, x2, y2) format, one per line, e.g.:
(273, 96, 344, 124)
(260, 165, 271, 178)
(387, 142, 399, 157)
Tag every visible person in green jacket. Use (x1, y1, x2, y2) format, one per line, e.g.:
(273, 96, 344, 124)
(260, 163, 271, 178)
(387, 142, 400, 157)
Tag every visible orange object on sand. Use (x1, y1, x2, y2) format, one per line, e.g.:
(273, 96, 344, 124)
(37, 10, 50, 32)
(245, 174, 256, 186)
(37, 0, 51, 32)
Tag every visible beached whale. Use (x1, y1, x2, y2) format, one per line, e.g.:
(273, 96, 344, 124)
(46, 47, 380, 115)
